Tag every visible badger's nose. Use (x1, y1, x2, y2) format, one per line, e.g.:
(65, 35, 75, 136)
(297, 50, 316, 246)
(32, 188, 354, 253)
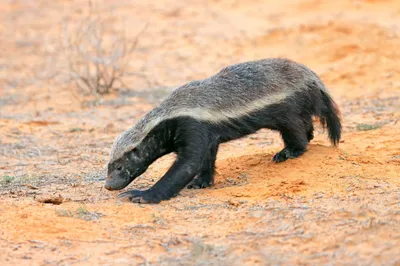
(105, 185, 112, 190)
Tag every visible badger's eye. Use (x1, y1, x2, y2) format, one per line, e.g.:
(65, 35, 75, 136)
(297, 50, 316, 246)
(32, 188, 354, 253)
(116, 166, 122, 171)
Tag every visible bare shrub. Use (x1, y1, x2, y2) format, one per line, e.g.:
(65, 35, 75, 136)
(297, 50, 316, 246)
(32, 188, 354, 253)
(34, 2, 148, 99)
(58, 10, 147, 96)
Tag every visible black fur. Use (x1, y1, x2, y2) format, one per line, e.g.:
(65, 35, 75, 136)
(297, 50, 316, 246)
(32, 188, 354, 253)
(106, 87, 342, 203)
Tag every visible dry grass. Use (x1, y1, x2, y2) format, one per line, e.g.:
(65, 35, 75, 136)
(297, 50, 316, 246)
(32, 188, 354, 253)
(55, 206, 104, 221)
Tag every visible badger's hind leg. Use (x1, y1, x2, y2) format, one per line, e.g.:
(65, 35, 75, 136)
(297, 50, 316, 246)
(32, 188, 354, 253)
(273, 120, 308, 163)
(305, 118, 314, 142)
(187, 141, 219, 189)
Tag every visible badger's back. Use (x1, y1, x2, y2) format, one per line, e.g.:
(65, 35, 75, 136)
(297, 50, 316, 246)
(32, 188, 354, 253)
(160, 58, 325, 113)
(110, 58, 331, 163)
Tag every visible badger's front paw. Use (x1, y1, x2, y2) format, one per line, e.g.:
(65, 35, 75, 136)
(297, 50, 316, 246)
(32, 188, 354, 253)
(117, 189, 161, 204)
(187, 177, 213, 189)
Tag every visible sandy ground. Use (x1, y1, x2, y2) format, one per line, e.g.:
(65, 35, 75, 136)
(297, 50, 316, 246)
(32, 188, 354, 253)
(0, 0, 400, 265)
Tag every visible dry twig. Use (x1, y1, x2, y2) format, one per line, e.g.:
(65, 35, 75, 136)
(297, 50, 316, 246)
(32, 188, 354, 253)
(59, 9, 148, 96)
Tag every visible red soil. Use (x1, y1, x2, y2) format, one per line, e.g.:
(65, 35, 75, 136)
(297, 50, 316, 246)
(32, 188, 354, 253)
(0, 0, 399, 265)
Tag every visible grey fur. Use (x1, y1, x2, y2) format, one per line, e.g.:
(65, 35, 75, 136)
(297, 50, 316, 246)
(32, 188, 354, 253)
(109, 58, 330, 164)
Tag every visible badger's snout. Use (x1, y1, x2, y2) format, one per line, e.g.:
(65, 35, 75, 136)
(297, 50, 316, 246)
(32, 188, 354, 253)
(104, 172, 133, 191)
(104, 175, 113, 190)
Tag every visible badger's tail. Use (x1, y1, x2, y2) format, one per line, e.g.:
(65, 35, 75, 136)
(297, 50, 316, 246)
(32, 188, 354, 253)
(318, 88, 342, 146)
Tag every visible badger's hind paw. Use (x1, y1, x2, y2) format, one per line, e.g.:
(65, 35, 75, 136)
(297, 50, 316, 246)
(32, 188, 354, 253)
(272, 147, 305, 163)
(272, 150, 288, 163)
(117, 189, 161, 204)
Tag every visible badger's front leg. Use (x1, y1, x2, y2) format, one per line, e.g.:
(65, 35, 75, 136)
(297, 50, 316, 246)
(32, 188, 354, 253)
(118, 155, 202, 203)
(118, 119, 209, 203)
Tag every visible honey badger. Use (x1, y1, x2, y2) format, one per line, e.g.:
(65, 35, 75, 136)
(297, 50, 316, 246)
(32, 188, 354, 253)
(105, 58, 342, 204)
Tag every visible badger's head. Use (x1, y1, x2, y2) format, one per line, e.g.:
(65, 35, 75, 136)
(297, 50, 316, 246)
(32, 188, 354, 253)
(104, 124, 149, 191)
(104, 110, 171, 191)
(105, 147, 149, 190)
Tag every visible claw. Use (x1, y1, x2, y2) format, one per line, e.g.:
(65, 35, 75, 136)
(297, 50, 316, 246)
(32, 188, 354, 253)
(117, 189, 160, 204)
(117, 190, 138, 199)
